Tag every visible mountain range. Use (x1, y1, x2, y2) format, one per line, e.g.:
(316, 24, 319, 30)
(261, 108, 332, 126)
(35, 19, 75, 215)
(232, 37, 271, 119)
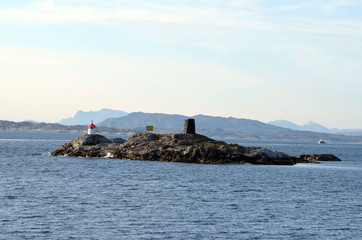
(268, 120, 331, 133)
(100, 112, 289, 135)
(58, 109, 362, 137)
(268, 120, 362, 136)
(59, 109, 128, 125)
(2, 110, 362, 143)
(98, 112, 362, 142)
(0, 120, 135, 135)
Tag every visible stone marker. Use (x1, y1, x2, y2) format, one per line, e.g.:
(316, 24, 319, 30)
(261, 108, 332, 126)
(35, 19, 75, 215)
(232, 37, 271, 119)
(183, 118, 195, 134)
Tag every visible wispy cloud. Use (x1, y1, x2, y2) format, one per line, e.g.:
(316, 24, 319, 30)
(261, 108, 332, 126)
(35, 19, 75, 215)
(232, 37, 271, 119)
(1, 1, 362, 127)
(2, 0, 362, 67)
(323, 0, 362, 13)
(1, 0, 361, 37)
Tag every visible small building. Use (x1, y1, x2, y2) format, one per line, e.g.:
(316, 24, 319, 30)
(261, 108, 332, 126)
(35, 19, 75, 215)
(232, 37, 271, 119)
(88, 120, 96, 135)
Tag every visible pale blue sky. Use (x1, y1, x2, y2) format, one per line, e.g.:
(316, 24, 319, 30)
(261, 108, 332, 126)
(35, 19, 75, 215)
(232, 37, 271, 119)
(1, 0, 362, 128)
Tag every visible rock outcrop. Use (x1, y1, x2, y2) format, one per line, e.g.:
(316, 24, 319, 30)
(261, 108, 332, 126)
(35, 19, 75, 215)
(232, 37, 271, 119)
(293, 154, 342, 164)
(51, 134, 125, 158)
(52, 133, 296, 165)
(110, 133, 294, 165)
(51, 133, 341, 165)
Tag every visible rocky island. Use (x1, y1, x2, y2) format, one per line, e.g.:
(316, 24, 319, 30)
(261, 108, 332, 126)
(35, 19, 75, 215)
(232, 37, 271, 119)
(51, 119, 341, 165)
(51, 133, 341, 165)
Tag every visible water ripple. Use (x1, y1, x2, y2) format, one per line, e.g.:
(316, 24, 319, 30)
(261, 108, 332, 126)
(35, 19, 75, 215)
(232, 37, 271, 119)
(0, 131, 361, 239)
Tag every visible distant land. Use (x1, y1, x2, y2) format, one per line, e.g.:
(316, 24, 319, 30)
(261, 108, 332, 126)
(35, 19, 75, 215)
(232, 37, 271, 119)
(2, 111, 362, 143)
(99, 112, 362, 143)
(59, 109, 128, 125)
(0, 120, 135, 135)
(269, 120, 362, 136)
(23, 120, 40, 123)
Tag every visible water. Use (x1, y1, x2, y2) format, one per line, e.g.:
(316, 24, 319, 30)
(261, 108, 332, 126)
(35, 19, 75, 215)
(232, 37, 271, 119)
(1, 131, 361, 240)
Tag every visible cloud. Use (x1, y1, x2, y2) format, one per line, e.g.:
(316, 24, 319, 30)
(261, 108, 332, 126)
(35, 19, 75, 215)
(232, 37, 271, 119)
(1, 0, 361, 39)
(1, 1, 362, 127)
(0, 0, 214, 25)
(228, 0, 261, 8)
(323, 0, 361, 13)
(0, 0, 300, 31)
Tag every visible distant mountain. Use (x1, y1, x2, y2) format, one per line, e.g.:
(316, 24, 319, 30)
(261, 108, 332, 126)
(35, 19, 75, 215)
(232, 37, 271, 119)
(23, 120, 40, 123)
(99, 112, 186, 130)
(194, 114, 286, 134)
(0, 120, 135, 135)
(303, 121, 331, 133)
(332, 129, 362, 136)
(266, 120, 302, 131)
(59, 109, 128, 125)
(99, 112, 285, 133)
(2, 113, 362, 142)
(268, 120, 362, 136)
(99, 112, 362, 142)
(268, 120, 332, 133)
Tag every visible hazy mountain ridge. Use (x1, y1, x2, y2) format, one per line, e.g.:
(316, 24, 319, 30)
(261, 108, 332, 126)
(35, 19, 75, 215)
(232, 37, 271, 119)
(99, 112, 362, 142)
(2, 112, 362, 142)
(268, 120, 362, 136)
(59, 109, 128, 125)
(268, 120, 331, 133)
(99, 112, 288, 133)
(100, 112, 186, 130)
(0, 120, 135, 135)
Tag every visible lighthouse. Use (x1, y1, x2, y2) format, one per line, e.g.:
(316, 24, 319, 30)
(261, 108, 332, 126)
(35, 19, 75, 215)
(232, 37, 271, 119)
(88, 120, 96, 135)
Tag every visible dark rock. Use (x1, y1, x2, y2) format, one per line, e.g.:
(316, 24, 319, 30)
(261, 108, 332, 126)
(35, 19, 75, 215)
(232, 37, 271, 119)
(69, 134, 110, 147)
(109, 138, 126, 144)
(51, 134, 122, 158)
(184, 119, 195, 134)
(52, 133, 295, 165)
(293, 154, 341, 163)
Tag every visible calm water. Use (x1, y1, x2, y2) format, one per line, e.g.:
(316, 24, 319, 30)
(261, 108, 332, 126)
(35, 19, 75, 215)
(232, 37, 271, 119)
(0, 131, 361, 240)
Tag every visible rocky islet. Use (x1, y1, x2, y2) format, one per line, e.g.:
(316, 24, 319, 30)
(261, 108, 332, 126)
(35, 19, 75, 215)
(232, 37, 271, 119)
(51, 133, 341, 165)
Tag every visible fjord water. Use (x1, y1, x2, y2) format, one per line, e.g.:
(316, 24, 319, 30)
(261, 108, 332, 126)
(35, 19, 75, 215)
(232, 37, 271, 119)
(1, 131, 361, 240)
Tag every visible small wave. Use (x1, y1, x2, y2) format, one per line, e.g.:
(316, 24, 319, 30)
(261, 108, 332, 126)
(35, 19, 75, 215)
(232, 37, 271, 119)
(295, 163, 362, 171)
(233, 189, 262, 193)
(30, 152, 52, 156)
(21, 215, 44, 219)
(104, 152, 114, 158)
(40, 169, 61, 173)
(3, 195, 17, 200)
(31, 153, 42, 156)
(0, 139, 64, 142)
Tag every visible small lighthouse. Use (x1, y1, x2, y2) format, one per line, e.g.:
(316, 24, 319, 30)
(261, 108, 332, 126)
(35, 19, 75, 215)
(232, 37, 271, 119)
(88, 120, 96, 135)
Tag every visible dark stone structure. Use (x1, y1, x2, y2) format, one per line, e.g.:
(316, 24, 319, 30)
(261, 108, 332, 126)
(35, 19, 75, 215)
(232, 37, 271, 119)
(184, 118, 195, 134)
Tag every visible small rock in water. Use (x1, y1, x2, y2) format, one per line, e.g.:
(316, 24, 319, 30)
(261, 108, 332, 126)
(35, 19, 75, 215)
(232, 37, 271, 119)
(293, 154, 341, 163)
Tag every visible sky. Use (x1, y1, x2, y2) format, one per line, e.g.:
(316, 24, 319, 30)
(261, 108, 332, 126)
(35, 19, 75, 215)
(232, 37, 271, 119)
(1, 0, 362, 129)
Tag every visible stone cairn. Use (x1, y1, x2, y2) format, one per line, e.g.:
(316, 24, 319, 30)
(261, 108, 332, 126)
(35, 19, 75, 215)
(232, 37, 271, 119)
(183, 118, 196, 134)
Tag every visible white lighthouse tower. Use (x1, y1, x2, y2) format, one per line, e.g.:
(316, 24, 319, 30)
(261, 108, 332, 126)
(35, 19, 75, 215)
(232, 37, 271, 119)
(88, 120, 96, 135)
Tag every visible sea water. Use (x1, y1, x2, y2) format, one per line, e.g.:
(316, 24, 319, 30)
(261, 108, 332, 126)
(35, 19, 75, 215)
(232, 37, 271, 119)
(0, 131, 361, 240)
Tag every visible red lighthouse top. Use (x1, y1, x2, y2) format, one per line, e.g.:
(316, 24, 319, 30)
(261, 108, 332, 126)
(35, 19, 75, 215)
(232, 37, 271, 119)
(88, 120, 96, 129)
